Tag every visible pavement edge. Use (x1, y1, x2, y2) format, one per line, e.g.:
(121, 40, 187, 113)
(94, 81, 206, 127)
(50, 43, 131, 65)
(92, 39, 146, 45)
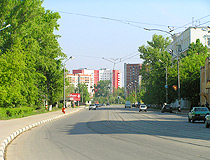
(0, 108, 83, 160)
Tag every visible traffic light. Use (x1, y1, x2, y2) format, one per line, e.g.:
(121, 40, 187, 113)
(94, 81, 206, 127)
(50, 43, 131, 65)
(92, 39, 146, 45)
(172, 85, 177, 91)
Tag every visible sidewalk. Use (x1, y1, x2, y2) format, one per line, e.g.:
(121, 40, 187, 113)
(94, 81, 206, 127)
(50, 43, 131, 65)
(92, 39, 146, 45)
(0, 107, 84, 160)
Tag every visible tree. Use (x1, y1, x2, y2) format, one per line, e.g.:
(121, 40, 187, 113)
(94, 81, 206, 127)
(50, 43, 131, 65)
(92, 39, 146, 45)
(178, 39, 209, 106)
(94, 80, 110, 98)
(138, 34, 172, 104)
(0, 0, 65, 108)
(65, 83, 75, 99)
(76, 83, 90, 103)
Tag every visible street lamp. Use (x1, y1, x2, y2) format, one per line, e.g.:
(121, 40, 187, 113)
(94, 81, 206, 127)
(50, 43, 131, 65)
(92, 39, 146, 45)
(0, 24, 11, 32)
(159, 59, 168, 104)
(135, 81, 137, 103)
(102, 57, 120, 93)
(144, 27, 174, 36)
(63, 56, 75, 108)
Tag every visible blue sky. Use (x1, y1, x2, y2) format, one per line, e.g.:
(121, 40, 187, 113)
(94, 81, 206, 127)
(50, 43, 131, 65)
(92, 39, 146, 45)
(42, 0, 210, 75)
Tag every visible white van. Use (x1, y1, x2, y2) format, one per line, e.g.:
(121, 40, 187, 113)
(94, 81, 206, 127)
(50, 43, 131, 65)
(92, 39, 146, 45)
(125, 101, 131, 108)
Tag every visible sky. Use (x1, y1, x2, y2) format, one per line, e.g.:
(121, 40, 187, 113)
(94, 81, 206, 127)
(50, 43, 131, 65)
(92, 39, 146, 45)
(42, 0, 210, 76)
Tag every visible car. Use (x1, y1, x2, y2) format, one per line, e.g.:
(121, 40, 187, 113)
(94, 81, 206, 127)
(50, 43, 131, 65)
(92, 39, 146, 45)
(161, 104, 172, 113)
(95, 104, 100, 108)
(89, 104, 96, 110)
(132, 103, 136, 107)
(139, 104, 147, 112)
(205, 114, 210, 128)
(125, 101, 131, 108)
(188, 107, 210, 123)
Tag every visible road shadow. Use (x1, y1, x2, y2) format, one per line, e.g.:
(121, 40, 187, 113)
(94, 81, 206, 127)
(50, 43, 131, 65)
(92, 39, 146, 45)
(63, 119, 210, 142)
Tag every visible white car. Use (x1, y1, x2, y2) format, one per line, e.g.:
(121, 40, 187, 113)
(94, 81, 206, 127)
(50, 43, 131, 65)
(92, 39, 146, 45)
(139, 104, 147, 112)
(205, 114, 210, 128)
(89, 104, 96, 110)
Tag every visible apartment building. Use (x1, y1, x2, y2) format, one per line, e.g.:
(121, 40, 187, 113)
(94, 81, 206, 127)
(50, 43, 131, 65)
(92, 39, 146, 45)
(167, 26, 210, 58)
(113, 70, 122, 90)
(73, 68, 94, 88)
(124, 63, 142, 96)
(66, 73, 93, 97)
(72, 68, 122, 91)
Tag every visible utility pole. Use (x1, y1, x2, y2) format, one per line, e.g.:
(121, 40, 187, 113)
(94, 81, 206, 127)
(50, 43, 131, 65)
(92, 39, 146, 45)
(63, 56, 75, 108)
(102, 57, 120, 93)
(159, 59, 168, 104)
(169, 45, 181, 107)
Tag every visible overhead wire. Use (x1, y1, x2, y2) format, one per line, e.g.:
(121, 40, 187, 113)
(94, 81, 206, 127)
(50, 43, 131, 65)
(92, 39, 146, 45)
(57, 10, 210, 65)
(55, 10, 176, 29)
(172, 14, 210, 32)
(197, 20, 210, 26)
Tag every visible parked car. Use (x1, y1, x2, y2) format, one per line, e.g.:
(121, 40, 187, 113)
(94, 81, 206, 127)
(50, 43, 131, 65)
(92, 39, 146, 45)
(95, 104, 100, 108)
(139, 104, 147, 112)
(161, 104, 172, 113)
(89, 104, 96, 110)
(188, 107, 210, 123)
(132, 103, 136, 107)
(125, 101, 131, 108)
(205, 114, 210, 128)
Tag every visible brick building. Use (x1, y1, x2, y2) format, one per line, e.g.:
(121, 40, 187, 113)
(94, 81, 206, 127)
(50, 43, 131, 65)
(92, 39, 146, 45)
(124, 63, 142, 96)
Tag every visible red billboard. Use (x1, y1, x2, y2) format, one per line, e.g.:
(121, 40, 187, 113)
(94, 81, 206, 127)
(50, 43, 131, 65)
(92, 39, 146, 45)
(68, 93, 81, 101)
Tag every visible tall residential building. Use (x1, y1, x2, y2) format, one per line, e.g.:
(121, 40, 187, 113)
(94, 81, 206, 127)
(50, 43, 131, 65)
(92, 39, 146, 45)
(66, 73, 93, 97)
(73, 68, 95, 88)
(113, 70, 122, 90)
(124, 63, 142, 96)
(72, 68, 122, 91)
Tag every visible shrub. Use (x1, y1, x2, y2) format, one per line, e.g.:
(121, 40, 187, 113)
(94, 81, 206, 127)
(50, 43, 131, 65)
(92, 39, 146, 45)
(0, 107, 35, 119)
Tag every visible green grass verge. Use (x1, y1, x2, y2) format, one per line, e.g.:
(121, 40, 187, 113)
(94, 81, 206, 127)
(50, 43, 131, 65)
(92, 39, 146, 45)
(0, 107, 60, 120)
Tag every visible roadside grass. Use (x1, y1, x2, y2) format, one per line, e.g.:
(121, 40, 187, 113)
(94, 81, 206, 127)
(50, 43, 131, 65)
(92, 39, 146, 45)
(0, 107, 60, 120)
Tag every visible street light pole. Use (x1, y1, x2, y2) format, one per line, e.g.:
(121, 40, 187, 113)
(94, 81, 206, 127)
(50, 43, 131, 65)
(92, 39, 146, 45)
(159, 59, 168, 104)
(102, 57, 120, 93)
(144, 27, 174, 36)
(169, 47, 181, 106)
(177, 57, 180, 103)
(166, 66, 168, 103)
(63, 56, 75, 108)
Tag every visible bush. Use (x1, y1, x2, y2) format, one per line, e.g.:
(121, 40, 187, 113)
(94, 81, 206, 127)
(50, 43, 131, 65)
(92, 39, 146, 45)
(0, 108, 7, 118)
(0, 107, 35, 119)
(58, 103, 63, 108)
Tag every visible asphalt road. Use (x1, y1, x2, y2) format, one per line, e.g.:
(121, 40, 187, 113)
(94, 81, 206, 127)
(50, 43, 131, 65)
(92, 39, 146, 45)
(6, 105, 210, 160)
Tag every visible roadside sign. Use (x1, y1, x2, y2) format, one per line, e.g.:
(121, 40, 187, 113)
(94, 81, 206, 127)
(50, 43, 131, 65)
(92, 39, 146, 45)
(68, 93, 81, 101)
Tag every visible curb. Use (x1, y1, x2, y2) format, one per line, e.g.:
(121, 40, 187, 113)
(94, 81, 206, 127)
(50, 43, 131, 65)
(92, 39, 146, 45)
(0, 108, 83, 160)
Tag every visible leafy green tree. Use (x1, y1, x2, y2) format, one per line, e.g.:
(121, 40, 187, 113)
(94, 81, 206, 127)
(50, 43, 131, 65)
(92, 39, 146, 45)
(94, 80, 110, 98)
(0, 0, 65, 108)
(76, 83, 90, 103)
(65, 83, 75, 99)
(178, 39, 209, 106)
(126, 91, 135, 103)
(138, 34, 172, 104)
(113, 87, 125, 99)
